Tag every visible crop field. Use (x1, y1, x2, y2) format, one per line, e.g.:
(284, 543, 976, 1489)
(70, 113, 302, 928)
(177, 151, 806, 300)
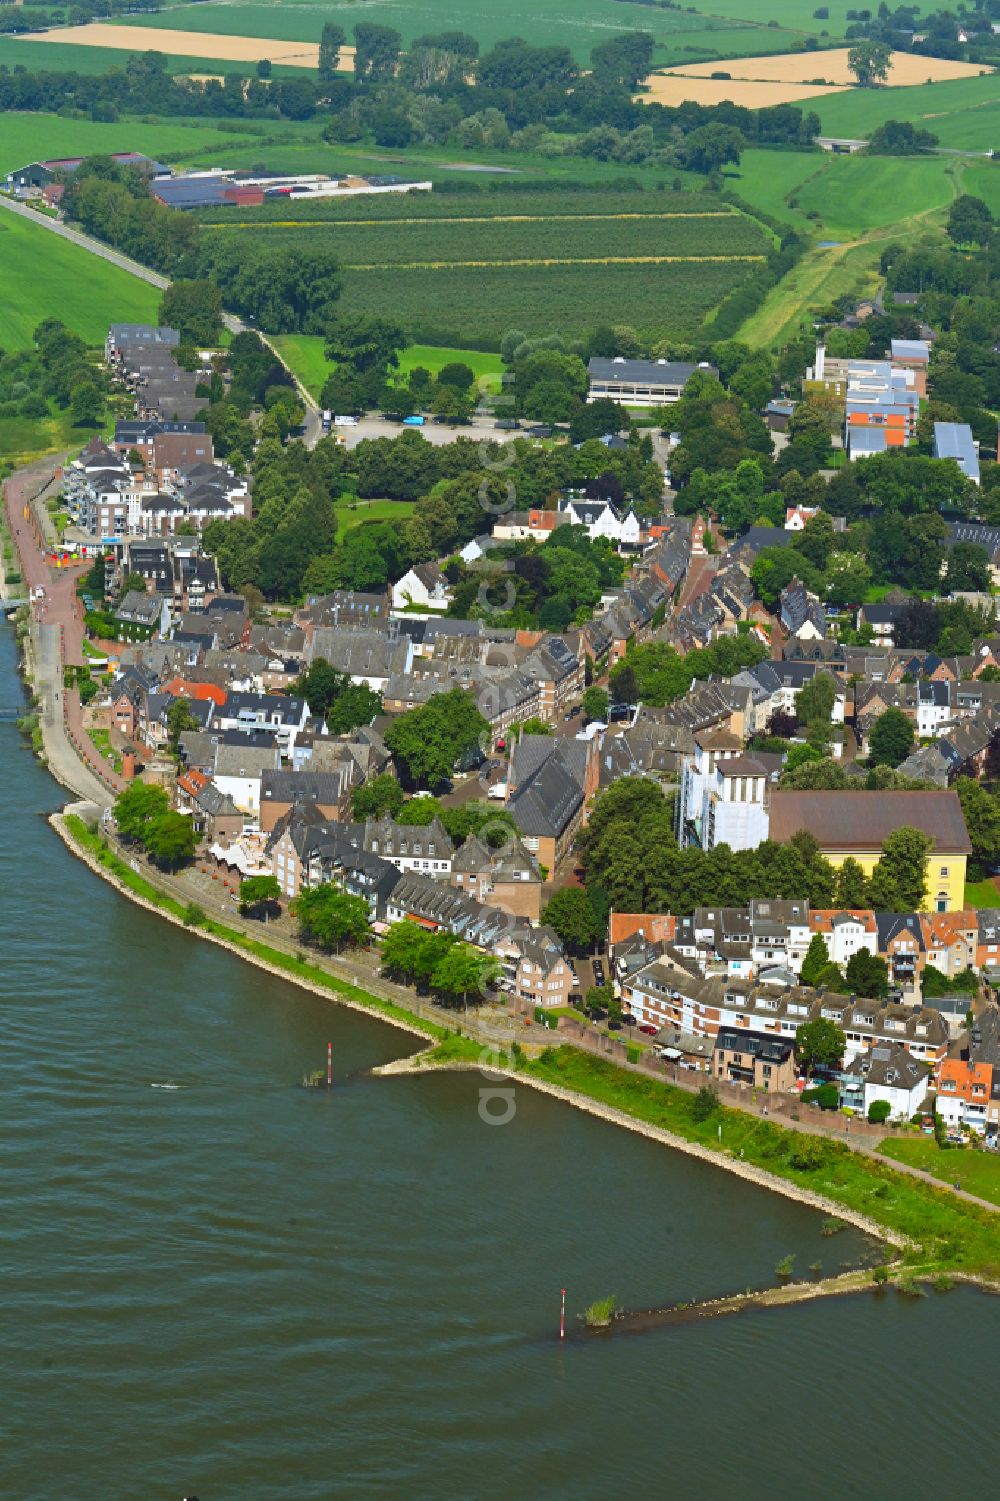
(209, 212, 767, 265)
(663, 47, 989, 87)
(815, 73, 1000, 148)
(18, 24, 332, 70)
(0, 111, 262, 177)
(957, 160, 1000, 219)
(641, 76, 847, 107)
(0, 34, 284, 75)
(0, 209, 159, 347)
(198, 188, 717, 225)
(342, 259, 756, 341)
(113, 1, 807, 62)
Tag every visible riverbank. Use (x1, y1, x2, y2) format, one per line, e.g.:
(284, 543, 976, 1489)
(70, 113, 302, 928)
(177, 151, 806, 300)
(52, 808, 1000, 1287)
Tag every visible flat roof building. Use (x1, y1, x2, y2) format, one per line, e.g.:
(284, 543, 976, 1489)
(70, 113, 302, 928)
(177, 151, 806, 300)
(933, 421, 980, 486)
(587, 357, 716, 407)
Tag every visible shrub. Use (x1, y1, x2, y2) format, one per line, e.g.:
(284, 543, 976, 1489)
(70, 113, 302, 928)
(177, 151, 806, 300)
(872, 1264, 890, 1286)
(789, 1136, 828, 1171)
(775, 1254, 795, 1278)
(184, 902, 206, 927)
(868, 1099, 892, 1124)
(691, 1084, 721, 1122)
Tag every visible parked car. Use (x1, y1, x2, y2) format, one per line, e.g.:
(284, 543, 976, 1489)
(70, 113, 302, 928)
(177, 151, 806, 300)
(638, 1023, 658, 1037)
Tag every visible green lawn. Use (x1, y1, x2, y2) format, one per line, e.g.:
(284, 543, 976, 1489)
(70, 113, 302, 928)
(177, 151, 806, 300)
(791, 154, 957, 238)
(0, 110, 270, 176)
(273, 334, 504, 401)
(399, 346, 502, 395)
(965, 876, 1000, 909)
(881, 1137, 1000, 1209)
(334, 496, 416, 542)
(270, 334, 331, 401)
(0, 209, 160, 348)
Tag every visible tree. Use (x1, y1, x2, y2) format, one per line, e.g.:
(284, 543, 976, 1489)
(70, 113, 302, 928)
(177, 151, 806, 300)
(584, 985, 610, 1019)
(869, 707, 915, 768)
(582, 686, 609, 724)
(294, 883, 370, 951)
(867, 826, 932, 912)
(795, 1017, 846, 1074)
(240, 874, 281, 916)
(542, 887, 603, 955)
(848, 40, 892, 86)
(955, 776, 1000, 880)
(436, 361, 475, 392)
(867, 1099, 892, 1124)
(845, 949, 889, 999)
(318, 22, 346, 80)
(166, 697, 200, 756)
(69, 381, 103, 427)
(353, 22, 402, 82)
(834, 857, 870, 909)
(682, 122, 743, 173)
(590, 30, 655, 88)
(800, 933, 831, 987)
(327, 682, 382, 734)
(796, 672, 837, 730)
(431, 942, 501, 1009)
(384, 689, 489, 788)
(946, 194, 993, 248)
(159, 279, 223, 344)
(380, 919, 434, 982)
(352, 774, 405, 821)
(114, 781, 169, 841)
(144, 811, 198, 869)
(691, 1084, 721, 1121)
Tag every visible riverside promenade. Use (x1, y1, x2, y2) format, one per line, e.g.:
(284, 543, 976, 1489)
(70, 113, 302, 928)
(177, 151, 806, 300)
(3, 459, 122, 805)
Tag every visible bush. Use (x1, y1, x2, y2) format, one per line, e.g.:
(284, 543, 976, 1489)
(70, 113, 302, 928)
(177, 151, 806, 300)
(691, 1083, 721, 1121)
(802, 1083, 840, 1110)
(872, 1264, 890, 1286)
(789, 1136, 828, 1171)
(868, 1099, 892, 1125)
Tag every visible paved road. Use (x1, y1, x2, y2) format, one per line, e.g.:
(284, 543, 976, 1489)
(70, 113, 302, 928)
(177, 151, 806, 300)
(4, 460, 120, 805)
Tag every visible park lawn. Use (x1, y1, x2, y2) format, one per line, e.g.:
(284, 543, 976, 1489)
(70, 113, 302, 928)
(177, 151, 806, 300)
(0, 110, 267, 176)
(334, 496, 416, 542)
(965, 876, 1000, 908)
(0, 209, 159, 347)
(400, 345, 503, 394)
(880, 1137, 1000, 1210)
(273, 334, 504, 400)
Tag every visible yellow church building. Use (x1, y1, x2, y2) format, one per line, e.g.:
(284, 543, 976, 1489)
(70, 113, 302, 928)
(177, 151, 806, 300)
(769, 790, 971, 913)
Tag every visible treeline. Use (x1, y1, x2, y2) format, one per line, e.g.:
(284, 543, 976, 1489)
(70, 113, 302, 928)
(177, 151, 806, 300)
(0, 318, 107, 428)
(204, 416, 662, 602)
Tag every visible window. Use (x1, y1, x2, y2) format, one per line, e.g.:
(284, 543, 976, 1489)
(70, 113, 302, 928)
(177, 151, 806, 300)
(940, 866, 949, 877)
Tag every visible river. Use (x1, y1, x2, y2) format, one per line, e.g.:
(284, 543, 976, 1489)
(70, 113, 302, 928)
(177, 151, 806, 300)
(3, 617, 1000, 1500)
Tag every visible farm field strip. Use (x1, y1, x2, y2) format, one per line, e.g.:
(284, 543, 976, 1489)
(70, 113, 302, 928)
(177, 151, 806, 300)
(196, 190, 713, 223)
(341, 254, 767, 269)
(16, 24, 349, 70)
(206, 211, 743, 229)
(661, 46, 990, 86)
(641, 76, 848, 107)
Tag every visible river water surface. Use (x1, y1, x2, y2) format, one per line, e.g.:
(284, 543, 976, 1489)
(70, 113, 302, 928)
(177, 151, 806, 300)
(3, 620, 1000, 1499)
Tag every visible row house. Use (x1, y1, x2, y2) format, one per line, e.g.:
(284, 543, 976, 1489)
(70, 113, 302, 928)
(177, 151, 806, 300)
(214, 691, 311, 756)
(449, 833, 543, 923)
(936, 1058, 999, 1135)
(558, 495, 643, 549)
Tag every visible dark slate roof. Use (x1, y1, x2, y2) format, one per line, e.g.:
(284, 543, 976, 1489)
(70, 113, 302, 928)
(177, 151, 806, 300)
(770, 791, 971, 853)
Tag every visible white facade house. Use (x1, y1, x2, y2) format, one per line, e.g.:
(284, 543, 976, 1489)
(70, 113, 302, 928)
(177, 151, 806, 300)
(676, 748, 771, 852)
(818, 913, 879, 970)
(860, 1044, 930, 1122)
(391, 563, 451, 612)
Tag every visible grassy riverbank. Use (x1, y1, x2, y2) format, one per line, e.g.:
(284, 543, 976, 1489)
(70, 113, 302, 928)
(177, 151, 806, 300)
(61, 814, 450, 1043)
(496, 1045, 1000, 1281)
(58, 815, 1000, 1284)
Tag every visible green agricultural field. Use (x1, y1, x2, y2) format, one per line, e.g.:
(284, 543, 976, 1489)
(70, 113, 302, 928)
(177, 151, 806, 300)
(792, 153, 957, 237)
(0, 35, 290, 77)
(197, 188, 716, 225)
(957, 159, 1000, 218)
(210, 197, 769, 342)
(723, 148, 827, 226)
(815, 73, 1000, 147)
(0, 208, 160, 347)
(338, 258, 757, 342)
(0, 111, 266, 176)
(118, 0, 814, 61)
(334, 496, 416, 542)
(221, 211, 768, 266)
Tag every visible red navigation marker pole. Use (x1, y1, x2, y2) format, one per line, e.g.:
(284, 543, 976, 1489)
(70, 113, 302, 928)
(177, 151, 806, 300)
(560, 1288, 566, 1341)
(327, 1042, 333, 1089)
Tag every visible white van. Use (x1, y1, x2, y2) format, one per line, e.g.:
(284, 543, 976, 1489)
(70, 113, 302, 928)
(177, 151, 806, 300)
(334, 414, 359, 427)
